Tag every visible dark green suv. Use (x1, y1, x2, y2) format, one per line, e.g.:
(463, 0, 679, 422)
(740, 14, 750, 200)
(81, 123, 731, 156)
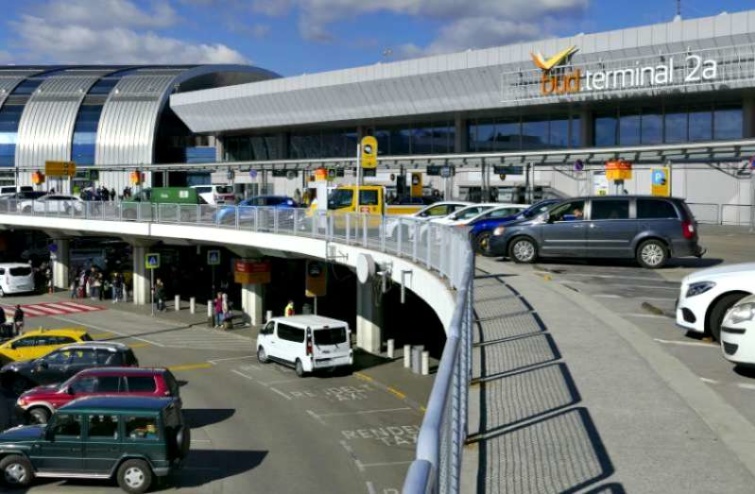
(0, 395, 190, 493)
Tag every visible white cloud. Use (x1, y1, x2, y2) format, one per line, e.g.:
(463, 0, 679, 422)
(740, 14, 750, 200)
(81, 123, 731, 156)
(12, 14, 249, 64)
(252, 0, 588, 54)
(31, 0, 178, 29)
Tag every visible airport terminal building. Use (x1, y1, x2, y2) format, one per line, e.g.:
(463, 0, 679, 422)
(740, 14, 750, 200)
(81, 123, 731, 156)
(4, 11, 755, 224)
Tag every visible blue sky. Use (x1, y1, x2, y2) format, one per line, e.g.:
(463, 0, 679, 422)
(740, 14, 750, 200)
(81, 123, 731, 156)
(0, 0, 752, 76)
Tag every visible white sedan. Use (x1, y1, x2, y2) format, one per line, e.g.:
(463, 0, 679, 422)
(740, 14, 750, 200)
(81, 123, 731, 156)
(432, 203, 528, 227)
(17, 194, 84, 214)
(385, 201, 471, 239)
(676, 262, 755, 341)
(720, 294, 755, 366)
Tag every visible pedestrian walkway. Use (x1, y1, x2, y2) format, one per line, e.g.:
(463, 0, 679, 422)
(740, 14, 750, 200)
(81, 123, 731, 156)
(462, 257, 755, 493)
(1, 301, 105, 318)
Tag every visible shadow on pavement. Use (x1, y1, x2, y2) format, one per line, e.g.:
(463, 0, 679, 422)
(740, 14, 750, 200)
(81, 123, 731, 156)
(350, 348, 394, 372)
(183, 408, 236, 428)
(472, 270, 621, 493)
(173, 449, 268, 488)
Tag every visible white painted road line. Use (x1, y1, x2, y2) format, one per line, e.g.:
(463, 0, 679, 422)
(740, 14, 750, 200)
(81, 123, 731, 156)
(52, 315, 165, 347)
(259, 378, 303, 386)
(306, 409, 327, 425)
(358, 461, 414, 468)
(366, 481, 377, 494)
(315, 407, 412, 418)
(626, 313, 669, 319)
(654, 338, 716, 348)
(208, 355, 256, 365)
(737, 383, 755, 391)
(231, 369, 254, 380)
(269, 387, 292, 400)
(593, 294, 622, 299)
(700, 377, 719, 384)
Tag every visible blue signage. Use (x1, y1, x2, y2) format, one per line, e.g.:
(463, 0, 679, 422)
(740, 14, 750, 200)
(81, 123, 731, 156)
(652, 169, 667, 186)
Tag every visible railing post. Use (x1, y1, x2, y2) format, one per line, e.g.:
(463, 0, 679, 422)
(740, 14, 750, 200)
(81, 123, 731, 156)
(362, 214, 368, 247)
(412, 221, 418, 262)
(345, 213, 351, 244)
(426, 224, 432, 269)
(274, 208, 279, 233)
(397, 218, 403, 256)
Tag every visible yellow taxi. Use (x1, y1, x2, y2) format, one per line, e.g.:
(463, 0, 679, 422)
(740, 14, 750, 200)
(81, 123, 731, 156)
(0, 328, 93, 364)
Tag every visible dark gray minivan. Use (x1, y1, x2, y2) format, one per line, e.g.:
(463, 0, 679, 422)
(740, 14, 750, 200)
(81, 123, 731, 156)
(486, 196, 705, 268)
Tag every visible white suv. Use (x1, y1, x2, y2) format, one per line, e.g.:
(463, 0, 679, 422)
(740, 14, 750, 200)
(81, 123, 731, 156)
(676, 263, 755, 341)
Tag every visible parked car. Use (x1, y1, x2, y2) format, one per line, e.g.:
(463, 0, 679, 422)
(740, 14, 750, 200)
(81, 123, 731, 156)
(257, 315, 353, 377)
(676, 263, 755, 341)
(428, 203, 509, 226)
(0, 328, 92, 364)
(17, 366, 182, 424)
(0, 342, 139, 395)
(190, 184, 236, 205)
(487, 195, 704, 269)
(421, 203, 528, 243)
(0, 262, 35, 297)
(214, 195, 298, 224)
(385, 200, 471, 239)
(720, 294, 755, 367)
(0, 395, 189, 493)
(16, 194, 84, 214)
(469, 198, 561, 254)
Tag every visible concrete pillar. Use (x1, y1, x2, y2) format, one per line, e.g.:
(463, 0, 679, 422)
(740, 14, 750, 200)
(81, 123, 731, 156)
(356, 281, 383, 355)
(579, 108, 594, 147)
(743, 97, 755, 138)
(51, 238, 69, 290)
(132, 246, 150, 306)
(241, 283, 264, 326)
(215, 135, 225, 162)
(454, 116, 467, 153)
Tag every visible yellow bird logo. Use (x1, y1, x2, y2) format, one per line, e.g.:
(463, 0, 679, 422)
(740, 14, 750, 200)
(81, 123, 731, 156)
(531, 45, 579, 71)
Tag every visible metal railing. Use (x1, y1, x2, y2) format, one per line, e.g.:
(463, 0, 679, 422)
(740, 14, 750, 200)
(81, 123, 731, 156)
(0, 198, 475, 493)
(687, 202, 755, 227)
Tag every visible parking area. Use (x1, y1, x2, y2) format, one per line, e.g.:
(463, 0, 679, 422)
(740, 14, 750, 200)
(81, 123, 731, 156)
(495, 224, 755, 428)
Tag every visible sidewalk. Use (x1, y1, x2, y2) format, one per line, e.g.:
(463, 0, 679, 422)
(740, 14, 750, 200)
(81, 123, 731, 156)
(462, 256, 755, 493)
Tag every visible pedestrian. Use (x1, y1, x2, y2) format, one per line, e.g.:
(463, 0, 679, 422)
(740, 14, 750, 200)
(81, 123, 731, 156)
(221, 293, 231, 330)
(69, 277, 78, 298)
(294, 188, 302, 205)
(13, 305, 24, 336)
(214, 292, 224, 327)
(284, 300, 295, 317)
(0, 304, 6, 338)
(110, 188, 117, 201)
(155, 279, 166, 312)
(112, 273, 123, 303)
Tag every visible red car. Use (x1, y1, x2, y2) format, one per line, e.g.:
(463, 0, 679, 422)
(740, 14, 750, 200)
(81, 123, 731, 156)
(15, 367, 182, 424)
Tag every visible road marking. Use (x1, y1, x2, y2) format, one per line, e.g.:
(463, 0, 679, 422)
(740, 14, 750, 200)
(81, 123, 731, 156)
(260, 378, 302, 386)
(231, 369, 254, 380)
(306, 409, 327, 425)
(208, 355, 256, 365)
(169, 363, 213, 372)
(737, 383, 755, 391)
(359, 460, 414, 468)
(366, 481, 377, 494)
(701, 377, 719, 384)
(654, 338, 716, 348)
(269, 387, 292, 400)
(315, 407, 412, 418)
(51, 315, 164, 347)
(626, 313, 669, 319)
(386, 387, 406, 400)
(339, 439, 363, 471)
(128, 343, 151, 349)
(592, 294, 622, 299)
(354, 372, 374, 383)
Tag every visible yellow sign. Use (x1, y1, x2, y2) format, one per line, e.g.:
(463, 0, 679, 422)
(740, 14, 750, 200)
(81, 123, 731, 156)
(361, 136, 377, 169)
(651, 167, 670, 197)
(531, 45, 578, 71)
(45, 161, 76, 177)
(410, 172, 423, 198)
(305, 260, 327, 298)
(605, 160, 633, 181)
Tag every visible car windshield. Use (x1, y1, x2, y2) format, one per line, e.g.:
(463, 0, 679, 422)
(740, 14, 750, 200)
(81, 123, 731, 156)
(522, 201, 556, 218)
(328, 189, 353, 210)
(215, 186, 233, 194)
(314, 327, 347, 345)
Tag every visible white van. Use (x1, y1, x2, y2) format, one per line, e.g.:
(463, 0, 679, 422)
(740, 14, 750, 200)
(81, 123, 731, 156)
(190, 185, 236, 205)
(256, 315, 353, 376)
(0, 263, 35, 296)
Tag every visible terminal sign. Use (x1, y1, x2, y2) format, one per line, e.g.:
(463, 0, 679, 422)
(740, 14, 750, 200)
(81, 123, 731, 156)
(45, 161, 77, 177)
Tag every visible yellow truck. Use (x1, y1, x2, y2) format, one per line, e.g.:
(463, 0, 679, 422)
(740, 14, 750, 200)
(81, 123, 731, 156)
(311, 185, 426, 216)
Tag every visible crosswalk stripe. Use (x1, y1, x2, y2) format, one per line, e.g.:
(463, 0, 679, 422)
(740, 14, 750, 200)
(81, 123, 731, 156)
(60, 302, 100, 311)
(29, 305, 65, 315)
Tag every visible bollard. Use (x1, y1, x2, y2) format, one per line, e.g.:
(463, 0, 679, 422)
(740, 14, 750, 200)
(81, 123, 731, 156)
(265, 310, 273, 322)
(174, 295, 180, 312)
(411, 345, 424, 374)
(387, 339, 394, 359)
(207, 300, 213, 328)
(404, 345, 411, 368)
(189, 297, 196, 314)
(421, 351, 429, 376)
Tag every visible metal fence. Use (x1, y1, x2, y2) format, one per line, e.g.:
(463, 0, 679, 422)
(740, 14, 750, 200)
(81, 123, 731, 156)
(0, 198, 475, 493)
(687, 202, 755, 227)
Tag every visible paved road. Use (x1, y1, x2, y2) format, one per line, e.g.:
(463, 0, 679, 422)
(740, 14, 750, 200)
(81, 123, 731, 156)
(0, 296, 428, 493)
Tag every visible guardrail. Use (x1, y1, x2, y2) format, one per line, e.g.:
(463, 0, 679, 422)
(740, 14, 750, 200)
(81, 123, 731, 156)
(1, 198, 475, 493)
(687, 202, 755, 227)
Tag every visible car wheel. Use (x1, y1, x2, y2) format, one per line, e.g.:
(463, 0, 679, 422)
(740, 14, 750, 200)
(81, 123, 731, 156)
(117, 459, 153, 494)
(22, 206, 31, 214)
(0, 454, 33, 487)
(637, 239, 668, 269)
(474, 232, 492, 255)
(295, 359, 305, 377)
(11, 377, 31, 396)
(508, 237, 537, 263)
(175, 425, 191, 459)
(28, 407, 50, 425)
(257, 346, 269, 364)
(707, 293, 749, 342)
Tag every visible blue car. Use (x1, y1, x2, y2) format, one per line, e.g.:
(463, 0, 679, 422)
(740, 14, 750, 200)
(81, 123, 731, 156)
(468, 198, 562, 254)
(214, 195, 298, 224)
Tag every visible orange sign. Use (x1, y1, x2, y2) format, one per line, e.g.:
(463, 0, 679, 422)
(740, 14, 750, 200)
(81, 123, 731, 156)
(314, 167, 328, 181)
(605, 160, 633, 181)
(234, 260, 271, 284)
(532, 45, 581, 96)
(305, 260, 327, 298)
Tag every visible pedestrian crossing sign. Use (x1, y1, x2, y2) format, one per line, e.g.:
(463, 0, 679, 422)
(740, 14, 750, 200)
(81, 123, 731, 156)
(207, 250, 221, 266)
(146, 253, 160, 270)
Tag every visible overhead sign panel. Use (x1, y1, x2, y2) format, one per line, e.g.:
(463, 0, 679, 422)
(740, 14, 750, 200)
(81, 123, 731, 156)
(45, 161, 76, 177)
